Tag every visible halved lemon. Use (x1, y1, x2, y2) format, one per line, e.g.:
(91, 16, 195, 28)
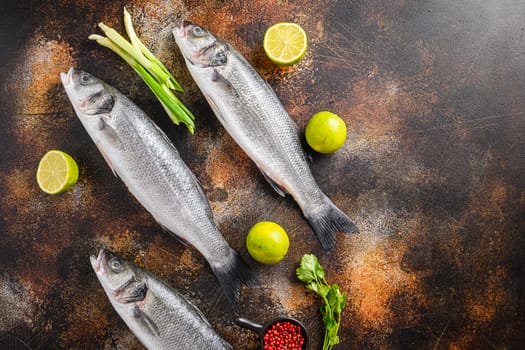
(36, 150, 79, 194)
(263, 22, 308, 66)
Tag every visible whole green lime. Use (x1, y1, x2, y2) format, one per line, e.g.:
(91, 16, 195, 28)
(246, 221, 289, 264)
(305, 111, 347, 154)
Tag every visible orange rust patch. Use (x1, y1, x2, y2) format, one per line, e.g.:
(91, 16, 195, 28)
(143, 235, 204, 279)
(204, 143, 251, 189)
(364, 0, 408, 32)
(448, 334, 475, 350)
(339, 76, 433, 145)
(3, 168, 35, 213)
(179, 248, 198, 269)
(59, 287, 112, 346)
(284, 283, 317, 314)
(482, 179, 508, 219)
(268, 277, 316, 315)
(15, 36, 76, 115)
(16, 268, 55, 301)
(142, 239, 181, 279)
(11, 36, 76, 154)
(340, 234, 426, 332)
(350, 244, 404, 325)
(96, 227, 144, 256)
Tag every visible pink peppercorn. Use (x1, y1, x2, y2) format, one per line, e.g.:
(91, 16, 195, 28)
(262, 321, 305, 350)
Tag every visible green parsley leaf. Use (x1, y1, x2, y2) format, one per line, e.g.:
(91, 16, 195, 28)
(296, 254, 348, 350)
(296, 254, 320, 283)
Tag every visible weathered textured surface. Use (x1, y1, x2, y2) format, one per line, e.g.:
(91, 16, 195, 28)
(1, 0, 524, 349)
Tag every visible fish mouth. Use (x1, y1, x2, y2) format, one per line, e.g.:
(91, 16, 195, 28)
(60, 67, 75, 87)
(90, 249, 108, 273)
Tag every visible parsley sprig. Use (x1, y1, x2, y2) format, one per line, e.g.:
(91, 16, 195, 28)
(296, 254, 347, 350)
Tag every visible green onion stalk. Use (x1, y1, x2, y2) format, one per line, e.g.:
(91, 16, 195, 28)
(89, 8, 195, 133)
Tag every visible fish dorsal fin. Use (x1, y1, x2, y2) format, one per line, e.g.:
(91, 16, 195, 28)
(133, 305, 160, 337)
(259, 168, 287, 197)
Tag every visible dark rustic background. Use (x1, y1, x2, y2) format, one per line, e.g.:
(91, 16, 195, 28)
(1, 0, 524, 349)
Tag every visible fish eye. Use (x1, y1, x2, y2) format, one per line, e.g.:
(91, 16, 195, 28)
(192, 26, 205, 37)
(109, 257, 123, 273)
(80, 73, 93, 86)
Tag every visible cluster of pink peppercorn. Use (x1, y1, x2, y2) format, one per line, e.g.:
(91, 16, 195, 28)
(262, 321, 305, 350)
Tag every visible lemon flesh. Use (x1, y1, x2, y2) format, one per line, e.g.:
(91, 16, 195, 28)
(305, 111, 347, 154)
(246, 221, 289, 264)
(263, 22, 308, 66)
(36, 150, 79, 194)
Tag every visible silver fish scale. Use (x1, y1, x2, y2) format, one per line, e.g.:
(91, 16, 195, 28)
(105, 85, 231, 260)
(215, 46, 325, 210)
(135, 274, 232, 350)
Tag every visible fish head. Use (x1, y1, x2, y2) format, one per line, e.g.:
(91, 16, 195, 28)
(173, 21, 228, 67)
(61, 67, 115, 118)
(90, 249, 138, 294)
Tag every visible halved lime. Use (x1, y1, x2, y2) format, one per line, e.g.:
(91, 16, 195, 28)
(36, 150, 79, 194)
(263, 22, 308, 66)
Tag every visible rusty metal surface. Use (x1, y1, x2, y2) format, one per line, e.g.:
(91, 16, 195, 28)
(1, 0, 525, 349)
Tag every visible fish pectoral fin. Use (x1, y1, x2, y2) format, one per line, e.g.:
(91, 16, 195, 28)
(98, 115, 119, 139)
(204, 94, 227, 124)
(133, 305, 160, 337)
(210, 68, 239, 97)
(211, 68, 230, 86)
(205, 70, 238, 125)
(259, 169, 287, 197)
(114, 279, 148, 304)
(211, 69, 222, 82)
(159, 224, 190, 248)
(95, 116, 120, 178)
(96, 145, 119, 179)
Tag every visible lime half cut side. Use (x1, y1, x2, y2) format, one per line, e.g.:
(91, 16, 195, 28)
(36, 150, 79, 194)
(263, 22, 308, 66)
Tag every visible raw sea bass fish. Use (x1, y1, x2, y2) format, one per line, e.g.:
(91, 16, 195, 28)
(90, 249, 233, 350)
(174, 22, 358, 249)
(61, 68, 256, 302)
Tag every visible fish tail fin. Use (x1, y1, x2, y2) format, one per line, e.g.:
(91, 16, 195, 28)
(210, 249, 258, 304)
(305, 198, 359, 250)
